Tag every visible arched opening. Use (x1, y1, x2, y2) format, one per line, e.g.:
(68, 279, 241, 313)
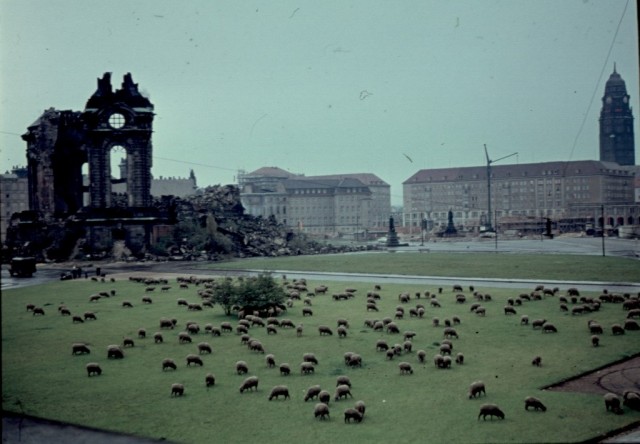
(110, 145, 128, 207)
(616, 217, 624, 226)
(82, 162, 90, 206)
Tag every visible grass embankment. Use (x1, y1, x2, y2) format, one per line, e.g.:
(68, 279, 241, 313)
(205, 253, 640, 282)
(3, 270, 639, 443)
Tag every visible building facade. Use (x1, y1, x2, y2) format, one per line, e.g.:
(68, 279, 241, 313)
(403, 160, 639, 235)
(240, 167, 391, 238)
(0, 167, 29, 243)
(599, 66, 635, 166)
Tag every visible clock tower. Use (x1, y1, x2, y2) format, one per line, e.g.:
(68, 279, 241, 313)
(599, 65, 635, 165)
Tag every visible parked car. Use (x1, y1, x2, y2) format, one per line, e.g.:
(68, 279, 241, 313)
(9, 257, 37, 278)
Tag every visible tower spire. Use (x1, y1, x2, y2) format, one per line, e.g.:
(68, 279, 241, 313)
(613, 61, 617, 73)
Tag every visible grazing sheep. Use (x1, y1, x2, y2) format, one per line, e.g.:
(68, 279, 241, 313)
(430, 299, 441, 308)
(198, 342, 212, 354)
(344, 408, 363, 423)
(354, 400, 366, 417)
(86, 363, 102, 377)
(123, 338, 134, 348)
(475, 307, 486, 316)
(268, 385, 290, 400)
(122, 301, 133, 308)
(403, 331, 417, 341)
(366, 302, 379, 312)
(239, 376, 259, 393)
(386, 349, 396, 360)
(32, 307, 45, 316)
(318, 325, 333, 336)
(300, 362, 315, 375)
(178, 332, 192, 344)
(532, 319, 546, 329)
(336, 375, 351, 388)
(305, 385, 322, 401)
(72, 343, 90, 355)
(456, 294, 466, 304)
(532, 356, 542, 367)
(314, 403, 330, 420)
(335, 384, 353, 401)
(504, 306, 517, 315)
(478, 404, 505, 420)
(279, 363, 291, 376)
(210, 327, 221, 337)
(206, 373, 216, 387)
(604, 393, 623, 414)
(611, 324, 625, 335)
(186, 354, 203, 366)
(220, 322, 233, 333)
(249, 341, 265, 353)
(302, 307, 313, 317)
(443, 327, 459, 339)
(303, 353, 319, 365)
(376, 339, 389, 352)
(452, 316, 461, 324)
(468, 381, 486, 399)
(525, 396, 547, 412)
(386, 322, 400, 334)
(72, 316, 84, 323)
(236, 361, 249, 375)
(417, 350, 427, 363)
(26, 303, 35, 311)
(441, 356, 452, 369)
(347, 354, 362, 368)
(542, 323, 557, 333)
(456, 353, 464, 365)
(187, 323, 201, 335)
(439, 343, 452, 356)
(453, 284, 463, 292)
(107, 345, 124, 359)
(60, 308, 71, 316)
(623, 391, 640, 411)
(296, 324, 304, 337)
(399, 362, 414, 374)
(137, 328, 146, 339)
(432, 317, 440, 327)
(434, 354, 444, 368)
(521, 315, 529, 326)
(588, 321, 603, 334)
(624, 319, 639, 331)
(266, 354, 276, 368)
(266, 325, 278, 335)
(142, 296, 153, 304)
(171, 383, 184, 397)
(154, 332, 163, 343)
(162, 358, 177, 371)
(403, 341, 413, 353)
(591, 335, 600, 347)
(89, 294, 101, 302)
(159, 318, 175, 329)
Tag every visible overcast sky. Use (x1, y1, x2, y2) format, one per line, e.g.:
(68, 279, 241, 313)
(1, 0, 638, 205)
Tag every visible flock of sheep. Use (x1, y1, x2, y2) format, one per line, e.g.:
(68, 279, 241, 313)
(25, 272, 640, 432)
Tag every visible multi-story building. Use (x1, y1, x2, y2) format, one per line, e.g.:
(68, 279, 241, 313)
(240, 167, 390, 238)
(403, 160, 638, 235)
(0, 167, 29, 243)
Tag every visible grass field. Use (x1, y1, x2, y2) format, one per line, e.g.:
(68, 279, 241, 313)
(204, 252, 640, 282)
(2, 259, 639, 443)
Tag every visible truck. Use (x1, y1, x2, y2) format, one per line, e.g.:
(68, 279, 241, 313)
(9, 257, 37, 278)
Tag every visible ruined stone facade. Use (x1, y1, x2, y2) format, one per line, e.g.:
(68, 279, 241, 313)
(19, 73, 163, 254)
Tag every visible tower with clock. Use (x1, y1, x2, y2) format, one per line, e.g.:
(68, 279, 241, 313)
(598, 64, 635, 166)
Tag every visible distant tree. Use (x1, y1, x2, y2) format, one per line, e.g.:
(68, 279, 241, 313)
(210, 278, 238, 316)
(211, 274, 286, 316)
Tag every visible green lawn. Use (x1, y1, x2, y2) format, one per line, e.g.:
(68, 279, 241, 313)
(204, 252, 640, 282)
(2, 270, 639, 443)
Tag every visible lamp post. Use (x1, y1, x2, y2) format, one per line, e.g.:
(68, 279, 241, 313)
(484, 145, 518, 232)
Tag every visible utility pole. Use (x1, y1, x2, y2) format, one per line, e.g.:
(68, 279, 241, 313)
(484, 145, 518, 232)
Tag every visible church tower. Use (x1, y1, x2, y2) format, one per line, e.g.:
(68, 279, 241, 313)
(599, 65, 635, 165)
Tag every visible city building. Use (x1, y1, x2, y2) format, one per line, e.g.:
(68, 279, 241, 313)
(239, 167, 391, 238)
(599, 65, 635, 166)
(0, 167, 29, 243)
(403, 160, 639, 235)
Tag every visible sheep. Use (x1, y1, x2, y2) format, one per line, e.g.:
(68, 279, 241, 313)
(354, 400, 366, 417)
(206, 373, 216, 387)
(187, 323, 201, 335)
(266, 354, 276, 368)
(186, 354, 203, 366)
(430, 299, 441, 308)
(142, 296, 153, 304)
(236, 360, 249, 375)
(386, 322, 400, 334)
(178, 332, 192, 344)
(542, 323, 557, 333)
(521, 315, 529, 325)
(336, 375, 351, 387)
(123, 338, 135, 348)
(623, 391, 640, 411)
(86, 363, 102, 377)
(475, 307, 486, 316)
(313, 402, 330, 420)
(121, 301, 133, 308)
(456, 352, 464, 365)
(279, 363, 291, 376)
(107, 345, 124, 359)
(624, 319, 639, 331)
(154, 332, 163, 343)
(302, 307, 313, 317)
(347, 354, 362, 368)
(60, 308, 71, 316)
(376, 339, 389, 351)
(159, 318, 175, 329)
(171, 383, 184, 397)
(32, 307, 45, 316)
(303, 353, 319, 365)
(344, 408, 363, 423)
(524, 396, 547, 412)
(335, 384, 353, 401)
(504, 306, 517, 315)
(305, 385, 322, 401)
(478, 404, 505, 420)
(604, 393, 623, 414)
(456, 294, 466, 304)
(239, 376, 259, 393)
(198, 342, 212, 354)
(386, 349, 396, 360)
(532, 319, 546, 329)
(403, 341, 413, 353)
(453, 284, 463, 292)
(210, 327, 221, 337)
(468, 381, 486, 399)
(417, 350, 427, 363)
(318, 325, 333, 336)
(393, 344, 403, 356)
(220, 322, 233, 333)
(249, 341, 265, 353)
(611, 324, 625, 335)
(236, 325, 249, 335)
(439, 343, 452, 356)
(434, 354, 444, 368)
(443, 327, 459, 339)
(591, 335, 600, 347)
(300, 362, 315, 375)
(452, 315, 461, 324)
(162, 358, 177, 371)
(372, 321, 384, 331)
(441, 355, 452, 369)
(89, 294, 101, 302)
(532, 356, 542, 367)
(26, 303, 35, 312)
(268, 385, 290, 400)
(403, 331, 417, 341)
(366, 302, 379, 312)
(72, 343, 91, 355)
(72, 315, 84, 323)
(432, 317, 440, 327)
(399, 362, 414, 374)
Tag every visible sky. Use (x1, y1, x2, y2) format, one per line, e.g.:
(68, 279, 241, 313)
(1, 0, 638, 205)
